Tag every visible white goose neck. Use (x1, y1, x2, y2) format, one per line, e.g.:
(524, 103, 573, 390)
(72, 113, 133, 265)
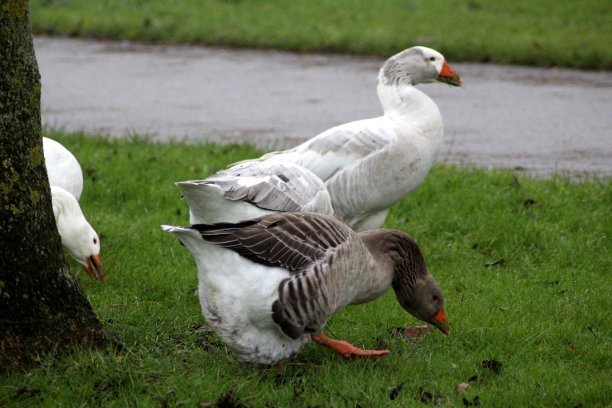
(376, 83, 438, 117)
(51, 187, 82, 219)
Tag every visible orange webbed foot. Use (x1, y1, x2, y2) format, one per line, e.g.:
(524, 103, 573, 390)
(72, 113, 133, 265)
(311, 332, 390, 360)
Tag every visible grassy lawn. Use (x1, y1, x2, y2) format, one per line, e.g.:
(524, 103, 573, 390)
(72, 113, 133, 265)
(1, 132, 610, 406)
(30, 0, 612, 70)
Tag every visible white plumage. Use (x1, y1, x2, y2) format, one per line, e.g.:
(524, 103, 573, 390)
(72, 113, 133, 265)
(163, 224, 309, 364)
(50, 186, 104, 281)
(179, 160, 334, 225)
(43, 137, 84, 200)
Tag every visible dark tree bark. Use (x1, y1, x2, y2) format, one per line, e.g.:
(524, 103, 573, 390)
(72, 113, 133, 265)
(0, 0, 114, 371)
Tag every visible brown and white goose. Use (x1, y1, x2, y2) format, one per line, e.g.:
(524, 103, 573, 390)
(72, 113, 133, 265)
(162, 212, 449, 365)
(235, 46, 461, 231)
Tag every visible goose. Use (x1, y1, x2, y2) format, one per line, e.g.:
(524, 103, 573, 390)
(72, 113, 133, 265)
(43, 137, 104, 281)
(236, 46, 461, 231)
(179, 160, 334, 225)
(51, 186, 105, 281)
(162, 212, 449, 365)
(43, 137, 83, 200)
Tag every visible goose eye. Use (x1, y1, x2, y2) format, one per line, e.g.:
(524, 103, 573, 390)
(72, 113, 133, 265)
(93, 238, 98, 244)
(432, 295, 439, 301)
(429, 56, 436, 61)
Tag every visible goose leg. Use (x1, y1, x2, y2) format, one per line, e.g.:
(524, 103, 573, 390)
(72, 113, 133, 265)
(311, 332, 390, 359)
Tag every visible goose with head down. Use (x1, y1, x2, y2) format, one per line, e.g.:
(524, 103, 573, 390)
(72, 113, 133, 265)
(43, 137, 105, 281)
(51, 186, 105, 281)
(235, 46, 461, 231)
(163, 212, 448, 365)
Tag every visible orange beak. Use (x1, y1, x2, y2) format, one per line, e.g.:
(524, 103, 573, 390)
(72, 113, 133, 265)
(83, 254, 106, 282)
(437, 61, 462, 86)
(429, 307, 450, 335)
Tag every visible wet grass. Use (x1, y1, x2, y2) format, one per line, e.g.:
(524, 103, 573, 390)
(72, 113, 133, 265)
(30, 0, 612, 70)
(1, 132, 610, 406)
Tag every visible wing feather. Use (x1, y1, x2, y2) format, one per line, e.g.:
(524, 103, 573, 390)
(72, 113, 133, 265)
(259, 117, 396, 182)
(193, 212, 351, 271)
(206, 161, 334, 215)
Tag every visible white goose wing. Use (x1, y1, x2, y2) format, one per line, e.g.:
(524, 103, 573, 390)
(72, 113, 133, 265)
(193, 212, 372, 340)
(316, 120, 435, 228)
(179, 161, 334, 224)
(261, 116, 395, 182)
(262, 117, 427, 229)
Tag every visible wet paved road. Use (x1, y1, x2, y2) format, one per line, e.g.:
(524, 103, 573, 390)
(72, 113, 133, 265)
(35, 37, 612, 177)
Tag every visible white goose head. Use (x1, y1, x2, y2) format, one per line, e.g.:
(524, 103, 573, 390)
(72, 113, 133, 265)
(50, 186, 105, 281)
(378, 46, 461, 87)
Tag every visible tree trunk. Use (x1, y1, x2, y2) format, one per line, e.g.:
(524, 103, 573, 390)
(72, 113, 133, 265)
(0, 0, 114, 371)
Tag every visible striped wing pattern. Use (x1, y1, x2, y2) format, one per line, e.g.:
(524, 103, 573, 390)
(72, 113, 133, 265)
(192, 212, 351, 270)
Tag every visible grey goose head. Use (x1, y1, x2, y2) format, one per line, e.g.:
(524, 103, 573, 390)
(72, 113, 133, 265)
(378, 46, 461, 87)
(370, 229, 449, 335)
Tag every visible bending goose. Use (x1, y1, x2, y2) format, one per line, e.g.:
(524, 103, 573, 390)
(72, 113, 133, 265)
(43, 137, 84, 200)
(163, 212, 449, 365)
(237, 46, 461, 231)
(51, 186, 105, 281)
(179, 160, 334, 225)
(43, 137, 104, 281)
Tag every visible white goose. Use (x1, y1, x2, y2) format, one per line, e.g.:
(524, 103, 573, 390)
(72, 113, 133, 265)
(163, 212, 449, 365)
(43, 137, 105, 281)
(238, 46, 461, 231)
(179, 160, 334, 225)
(51, 186, 105, 281)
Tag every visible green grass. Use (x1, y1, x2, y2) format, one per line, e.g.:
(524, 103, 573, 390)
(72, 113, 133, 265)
(30, 0, 612, 70)
(1, 131, 610, 406)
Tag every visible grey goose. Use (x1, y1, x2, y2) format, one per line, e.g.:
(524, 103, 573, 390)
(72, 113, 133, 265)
(163, 212, 449, 365)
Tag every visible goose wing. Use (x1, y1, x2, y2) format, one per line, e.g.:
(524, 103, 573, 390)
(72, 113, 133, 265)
(261, 117, 395, 182)
(192, 212, 351, 271)
(210, 161, 334, 215)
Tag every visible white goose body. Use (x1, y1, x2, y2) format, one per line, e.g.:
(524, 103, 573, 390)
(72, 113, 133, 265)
(242, 46, 461, 231)
(163, 212, 449, 365)
(164, 225, 310, 363)
(179, 160, 334, 225)
(43, 137, 84, 200)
